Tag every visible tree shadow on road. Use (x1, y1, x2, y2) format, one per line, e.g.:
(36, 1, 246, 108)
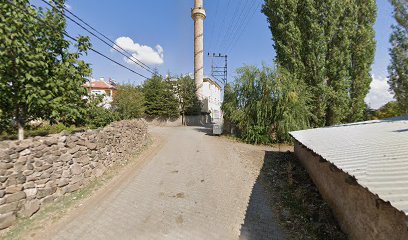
(192, 125, 214, 136)
(239, 151, 288, 240)
(239, 151, 347, 240)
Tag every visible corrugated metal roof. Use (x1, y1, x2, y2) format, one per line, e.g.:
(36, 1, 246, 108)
(290, 116, 408, 215)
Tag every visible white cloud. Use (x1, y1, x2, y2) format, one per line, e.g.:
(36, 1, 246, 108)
(64, 4, 72, 10)
(365, 75, 395, 109)
(113, 37, 164, 66)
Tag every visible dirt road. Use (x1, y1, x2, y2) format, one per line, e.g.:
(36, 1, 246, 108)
(34, 126, 288, 240)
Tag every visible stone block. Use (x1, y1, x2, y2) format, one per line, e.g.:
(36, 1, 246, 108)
(23, 182, 35, 189)
(0, 202, 18, 214)
(0, 212, 16, 229)
(68, 147, 80, 154)
(5, 192, 26, 203)
(44, 137, 58, 146)
(63, 182, 81, 193)
(19, 199, 40, 218)
(70, 164, 82, 175)
(24, 188, 37, 199)
(57, 178, 69, 187)
(19, 149, 31, 156)
(5, 185, 23, 194)
(36, 187, 56, 199)
(41, 195, 55, 205)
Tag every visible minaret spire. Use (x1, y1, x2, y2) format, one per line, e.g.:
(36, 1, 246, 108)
(192, 0, 206, 100)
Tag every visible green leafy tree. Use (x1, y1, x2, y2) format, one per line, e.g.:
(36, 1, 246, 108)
(0, 0, 91, 140)
(174, 75, 201, 125)
(82, 96, 118, 128)
(222, 65, 310, 144)
(112, 85, 145, 119)
(262, 0, 377, 126)
(367, 101, 403, 120)
(388, 0, 408, 114)
(142, 74, 179, 119)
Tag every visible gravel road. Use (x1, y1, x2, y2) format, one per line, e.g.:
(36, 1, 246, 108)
(34, 126, 288, 240)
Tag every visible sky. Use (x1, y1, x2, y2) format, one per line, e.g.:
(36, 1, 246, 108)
(38, 0, 397, 109)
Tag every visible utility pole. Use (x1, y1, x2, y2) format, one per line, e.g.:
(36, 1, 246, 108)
(191, 0, 206, 100)
(208, 53, 228, 85)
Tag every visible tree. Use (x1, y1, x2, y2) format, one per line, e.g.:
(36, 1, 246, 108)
(174, 76, 201, 125)
(82, 96, 118, 128)
(222, 65, 310, 144)
(262, 0, 377, 126)
(142, 74, 179, 119)
(0, 0, 91, 140)
(367, 101, 403, 120)
(388, 0, 408, 114)
(112, 85, 145, 119)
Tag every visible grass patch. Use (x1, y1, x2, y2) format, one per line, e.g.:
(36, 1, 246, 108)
(0, 124, 90, 141)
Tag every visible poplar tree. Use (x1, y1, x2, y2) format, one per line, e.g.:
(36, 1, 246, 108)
(388, 0, 408, 113)
(262, 0, 377, 126)
(0, 0, 91, 140)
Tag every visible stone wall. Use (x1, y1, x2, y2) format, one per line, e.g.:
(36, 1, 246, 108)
(294, 140, 408, 240)
(0, 120, 147, 230)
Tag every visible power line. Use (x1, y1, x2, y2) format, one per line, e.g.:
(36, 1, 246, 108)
(39, 0, 156, 75)
(213, 0, 232, 52)
(207, 0, 220, 52)
(6, 0, 148, 79)
(226, 1, 261, 53)
(218, 0, 247, 51)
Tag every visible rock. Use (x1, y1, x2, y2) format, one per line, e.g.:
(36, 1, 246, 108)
(5, 185, 23, 194)
(20, 149, 31, 156)
(70, 164, 82, 175)
(62, 169, 71, 178)
(34, 160, 43, 168)
(86, 142, 97, 150)
(0, 201, 19, 214)
(26, 163, 34, 170)
(68, 147, 80, 154)
(44, 137, 58, 146)
(0, 212, 16, 229)
(59, 154, 73, 163)
(36, 187, 56, 199)
(64, 182, 81, 193)
(70, 175, 83, 184)
(19, 199, 40, 218)
(23, 170, 34, 176)
(78, 155, 90, 165)
(5, 174, 26, 186)
(0, 163, 13, 169)
(41, 195, 55, 205)
(5, 191, 26, 203)
(33, 151, 44, 158)
(57, 178, 69, 187)
(23, 182, 35, 189)
(0, 190, 4, 198)
(0, 176, 7, 183)
(24, 188, 38, 199)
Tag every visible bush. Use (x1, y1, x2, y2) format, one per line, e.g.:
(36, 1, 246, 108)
(83, 96, 119, 128)
(112, 85, 145, 120)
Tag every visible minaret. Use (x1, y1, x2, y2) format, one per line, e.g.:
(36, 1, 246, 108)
(191, 0, 206, 100)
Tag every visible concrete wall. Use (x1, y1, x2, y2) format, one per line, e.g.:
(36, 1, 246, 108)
(294, 140, 408, 240)
(144, 115, 212, 127)
(0, 120, 147, 230)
